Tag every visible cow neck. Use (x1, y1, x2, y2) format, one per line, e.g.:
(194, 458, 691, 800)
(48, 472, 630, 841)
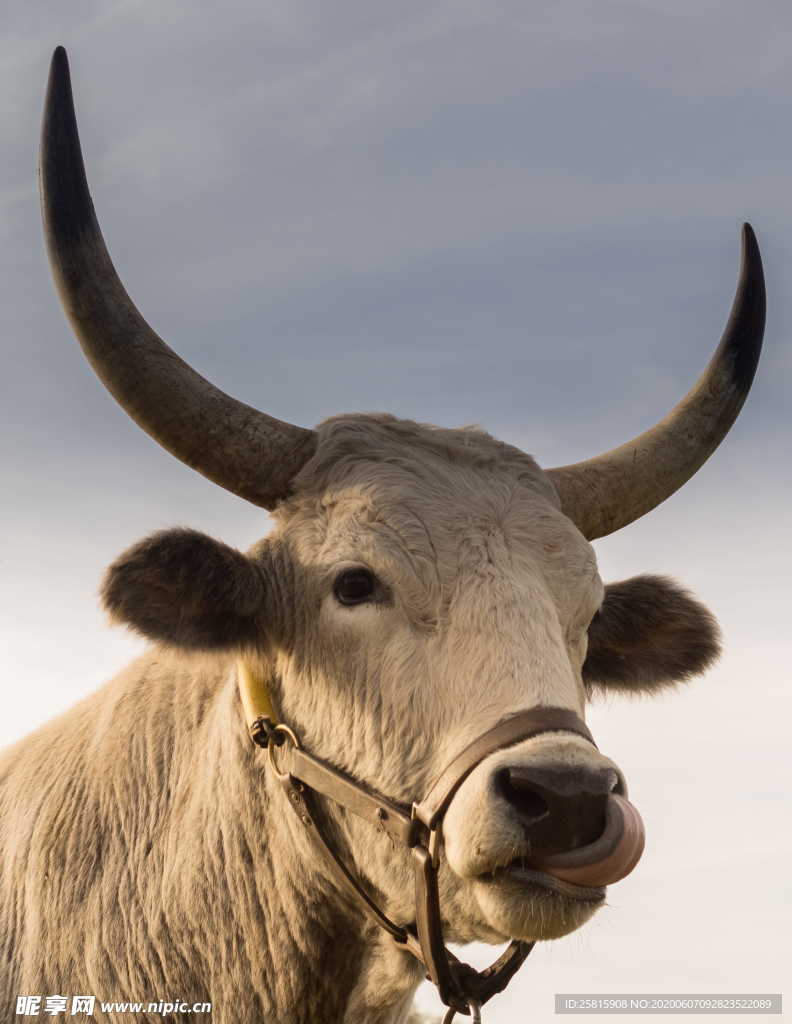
(236, 658, 597, 1023)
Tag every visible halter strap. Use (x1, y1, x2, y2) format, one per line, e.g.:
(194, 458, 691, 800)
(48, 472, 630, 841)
(413, 708, 596, 830)
(237, 659, 596, 1019)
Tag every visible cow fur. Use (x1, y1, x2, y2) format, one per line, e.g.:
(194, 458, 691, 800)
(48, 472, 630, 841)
(583, 575, 720, 695)
(0, 415, 722, 1023)
(102, 529, 268, 651)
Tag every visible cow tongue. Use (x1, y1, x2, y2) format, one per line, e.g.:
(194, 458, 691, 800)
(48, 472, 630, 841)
(529, 794, 645, 887)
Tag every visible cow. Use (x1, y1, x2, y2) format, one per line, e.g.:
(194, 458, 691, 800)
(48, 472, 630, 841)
(0, 47, 765, 1024)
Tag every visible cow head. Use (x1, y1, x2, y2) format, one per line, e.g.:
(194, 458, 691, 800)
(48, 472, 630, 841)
(40, 48, 764, 946)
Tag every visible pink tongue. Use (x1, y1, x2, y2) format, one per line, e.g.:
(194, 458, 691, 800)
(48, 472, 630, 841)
(529, 794, 645, 887)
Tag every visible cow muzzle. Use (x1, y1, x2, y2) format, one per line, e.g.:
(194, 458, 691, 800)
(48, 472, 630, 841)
(444, 746, 645, 895)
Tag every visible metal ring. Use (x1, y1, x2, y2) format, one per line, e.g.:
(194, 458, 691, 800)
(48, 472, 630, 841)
(267, 724, 300, 780)
(442, 1000, 481, 1024)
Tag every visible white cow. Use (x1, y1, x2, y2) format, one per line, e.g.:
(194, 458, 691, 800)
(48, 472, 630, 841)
(0, 48, 764, 1024)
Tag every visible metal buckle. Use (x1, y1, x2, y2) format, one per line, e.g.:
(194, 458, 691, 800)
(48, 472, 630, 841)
(410, 802, 442, 865)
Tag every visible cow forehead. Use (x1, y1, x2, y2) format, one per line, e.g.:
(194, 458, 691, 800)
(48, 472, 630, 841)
(276, 413, 598, 605)
(291, 412, 560, 503)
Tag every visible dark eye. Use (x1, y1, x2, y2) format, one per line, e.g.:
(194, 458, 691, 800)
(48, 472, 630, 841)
(333, 568, 377, 606)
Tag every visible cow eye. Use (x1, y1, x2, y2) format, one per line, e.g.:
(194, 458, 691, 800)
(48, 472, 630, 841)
(333, 568, 378, 606)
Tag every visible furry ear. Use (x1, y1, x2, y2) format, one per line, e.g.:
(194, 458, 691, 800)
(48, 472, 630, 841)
(101, 529, 266, 651)
(583, 575, 721, 696)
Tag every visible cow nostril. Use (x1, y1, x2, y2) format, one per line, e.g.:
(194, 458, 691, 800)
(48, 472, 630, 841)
(496, 764, 615, 855)
(495, 767, 550, 826)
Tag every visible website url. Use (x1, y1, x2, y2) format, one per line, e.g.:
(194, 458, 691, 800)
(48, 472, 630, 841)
(100, 1003, 212, 1015)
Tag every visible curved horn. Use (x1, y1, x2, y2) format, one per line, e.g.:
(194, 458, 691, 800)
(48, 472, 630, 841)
(39, 47, 316, 509)
(547, 224, 765, 539)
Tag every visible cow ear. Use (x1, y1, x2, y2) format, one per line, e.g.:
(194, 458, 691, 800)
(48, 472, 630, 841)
(583, 575, 721, 696)
(101, 529, 266, 651)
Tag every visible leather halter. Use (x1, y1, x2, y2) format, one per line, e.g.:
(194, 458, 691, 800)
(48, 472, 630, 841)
(238, 660, 596, 1020)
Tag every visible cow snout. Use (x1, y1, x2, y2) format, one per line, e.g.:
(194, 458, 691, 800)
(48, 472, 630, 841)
(442, 737, 645, 942)
(443, 737, 644, 898)
(495, 763, 621, 855)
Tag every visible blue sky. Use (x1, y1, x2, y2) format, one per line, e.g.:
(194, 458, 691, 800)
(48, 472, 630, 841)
(2, 3, 790, 1020)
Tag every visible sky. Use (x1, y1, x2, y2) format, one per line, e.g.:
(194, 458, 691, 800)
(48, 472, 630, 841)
(1, 2, 790, 1021)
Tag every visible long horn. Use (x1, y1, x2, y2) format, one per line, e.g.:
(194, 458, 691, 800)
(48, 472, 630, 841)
(39, 47, 316, 509)
(547, 224, 765, 539)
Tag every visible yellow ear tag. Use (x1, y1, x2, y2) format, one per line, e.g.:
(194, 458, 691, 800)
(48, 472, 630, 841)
(237, 658, 278, 731)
